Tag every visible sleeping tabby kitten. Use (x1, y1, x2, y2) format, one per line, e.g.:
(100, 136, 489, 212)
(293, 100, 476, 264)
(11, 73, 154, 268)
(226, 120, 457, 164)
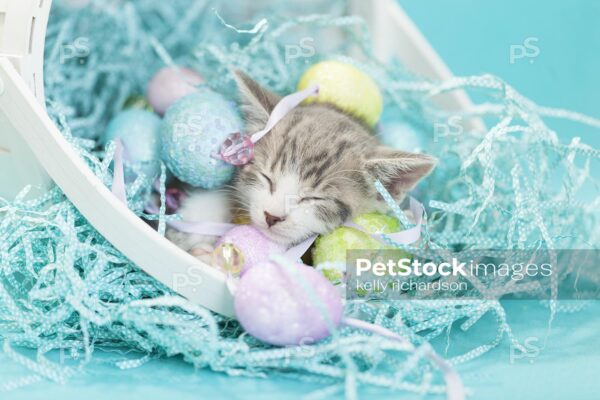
(167, 71, 436, 255)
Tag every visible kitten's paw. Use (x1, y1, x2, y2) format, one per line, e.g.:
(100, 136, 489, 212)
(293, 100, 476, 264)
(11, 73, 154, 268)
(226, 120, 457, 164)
(190, 243, 215, 265)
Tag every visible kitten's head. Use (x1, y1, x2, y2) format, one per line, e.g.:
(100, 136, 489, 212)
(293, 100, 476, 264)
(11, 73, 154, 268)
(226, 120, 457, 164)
(233, 71, 436, 246)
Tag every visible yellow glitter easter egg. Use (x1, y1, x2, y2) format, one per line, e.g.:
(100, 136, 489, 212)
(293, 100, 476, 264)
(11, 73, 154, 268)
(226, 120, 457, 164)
(312, 213, 404, 267)
(297, 61, 383, 126)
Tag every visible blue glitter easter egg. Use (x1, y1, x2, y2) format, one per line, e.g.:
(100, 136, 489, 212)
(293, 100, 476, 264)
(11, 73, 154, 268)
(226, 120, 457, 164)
(101, 109, 162, 180)
(161, 89, 242, 188)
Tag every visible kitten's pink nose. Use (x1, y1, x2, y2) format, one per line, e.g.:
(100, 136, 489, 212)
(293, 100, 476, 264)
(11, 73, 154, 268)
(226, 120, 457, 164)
(264, 211, 284, 227)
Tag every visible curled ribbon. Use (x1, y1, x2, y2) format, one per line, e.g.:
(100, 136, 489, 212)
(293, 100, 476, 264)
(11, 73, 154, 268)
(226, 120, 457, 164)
(213, 84, 320, 165)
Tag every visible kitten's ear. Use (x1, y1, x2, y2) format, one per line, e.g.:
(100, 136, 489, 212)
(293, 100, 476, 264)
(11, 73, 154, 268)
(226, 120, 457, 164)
(233, 70, 281, 131)
(363, 147, 437, 198)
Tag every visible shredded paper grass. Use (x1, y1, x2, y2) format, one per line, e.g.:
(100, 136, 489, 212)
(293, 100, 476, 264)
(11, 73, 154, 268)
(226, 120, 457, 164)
(1, 0, 599, 398)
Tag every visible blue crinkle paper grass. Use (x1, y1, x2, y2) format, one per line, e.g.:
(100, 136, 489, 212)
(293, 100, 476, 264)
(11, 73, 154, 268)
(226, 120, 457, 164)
(1, 0, 599, 397)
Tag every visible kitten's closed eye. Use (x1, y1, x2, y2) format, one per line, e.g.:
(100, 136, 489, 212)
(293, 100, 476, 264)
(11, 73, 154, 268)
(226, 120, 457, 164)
(259, 172, 274, 193)
(299, 196, 326, 203)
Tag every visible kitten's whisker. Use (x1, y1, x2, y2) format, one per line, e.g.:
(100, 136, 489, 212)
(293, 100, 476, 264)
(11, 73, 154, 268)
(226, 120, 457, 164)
(223, 184, 242, 192)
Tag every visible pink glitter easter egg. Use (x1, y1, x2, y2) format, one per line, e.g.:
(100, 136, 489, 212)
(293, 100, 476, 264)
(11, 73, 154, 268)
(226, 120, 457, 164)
(234, 262, 343, 346)
(146, 67, 204, 116)
(216, 225, 285, 275)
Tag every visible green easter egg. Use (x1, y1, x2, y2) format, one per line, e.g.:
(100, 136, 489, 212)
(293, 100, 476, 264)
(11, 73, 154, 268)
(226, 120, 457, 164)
(313, 212, 409, 270)
(321, 267, 344, 283)
(353, 212, 401, 234)
(313, 226, 381, 266)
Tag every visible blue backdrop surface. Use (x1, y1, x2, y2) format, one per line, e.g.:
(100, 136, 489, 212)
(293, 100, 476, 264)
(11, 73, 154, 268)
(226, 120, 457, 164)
(400, 0, 600, 147)
(3, 1, 599, 399)
(2, 301, 599, 399)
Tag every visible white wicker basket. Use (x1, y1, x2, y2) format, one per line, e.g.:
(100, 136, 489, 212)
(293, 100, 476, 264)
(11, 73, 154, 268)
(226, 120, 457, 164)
(0, 0, 476, 317)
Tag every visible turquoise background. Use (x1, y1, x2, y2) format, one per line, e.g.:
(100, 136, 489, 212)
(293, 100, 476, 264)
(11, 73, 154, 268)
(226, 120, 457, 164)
(2, 301, 599, 399)
(400, 0, 600, 147)
(3, 1, 599, 399)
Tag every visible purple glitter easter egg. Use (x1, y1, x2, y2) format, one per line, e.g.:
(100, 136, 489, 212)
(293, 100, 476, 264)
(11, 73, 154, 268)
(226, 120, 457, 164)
(146, 67, 204, 116)
(216, 225, 285, 275)
(235, 262, 343, 346)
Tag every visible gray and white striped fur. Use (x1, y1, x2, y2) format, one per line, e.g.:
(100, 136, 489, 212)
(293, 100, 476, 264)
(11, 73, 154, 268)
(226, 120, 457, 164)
(168, 72, 436, 255)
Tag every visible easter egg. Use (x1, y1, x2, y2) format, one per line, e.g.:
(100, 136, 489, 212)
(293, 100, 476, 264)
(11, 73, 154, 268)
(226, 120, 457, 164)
(123, 94, 153, 112)
(312, 213, 401, 265)
(101, 109, 162, 180)
(146, 67, 204, 116)
(235, 262, 343, 346)
(297, 60, 383, 126)
(353, 212, 401, 233)
(216, 225, 285, 275)
(313, 227, 379, 266)
(161, 89, 243, 189)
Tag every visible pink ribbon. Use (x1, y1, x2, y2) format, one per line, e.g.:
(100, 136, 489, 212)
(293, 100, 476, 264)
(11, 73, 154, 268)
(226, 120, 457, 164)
(249, 84, 319, 144)
(140, 195, 424, 262)
(144, 200, 234, 236)
(215, 84, 320, 164)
